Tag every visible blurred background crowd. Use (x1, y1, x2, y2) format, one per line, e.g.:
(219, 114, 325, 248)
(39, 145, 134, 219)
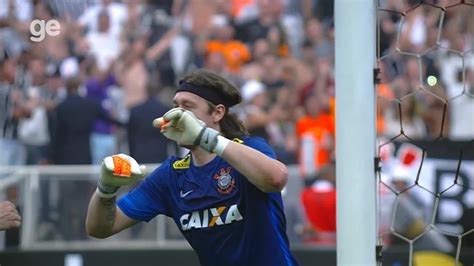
(0, 0, 473, 248)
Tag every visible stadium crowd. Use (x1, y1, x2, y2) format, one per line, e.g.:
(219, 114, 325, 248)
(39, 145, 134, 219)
(0, 0, 473, 246)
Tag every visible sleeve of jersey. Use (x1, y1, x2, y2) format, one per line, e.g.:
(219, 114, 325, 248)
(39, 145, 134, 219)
(243, 136, 277, 160)
(239, 137, 281, 196)
(117, 161, 172, 222)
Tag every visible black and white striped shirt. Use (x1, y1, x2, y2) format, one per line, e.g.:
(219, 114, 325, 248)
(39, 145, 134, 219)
(0, 82, 18, 139)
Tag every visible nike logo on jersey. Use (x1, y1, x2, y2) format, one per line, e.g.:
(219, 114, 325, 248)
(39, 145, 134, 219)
(180, 190, 194, 198)
(179, 204, 243, 231)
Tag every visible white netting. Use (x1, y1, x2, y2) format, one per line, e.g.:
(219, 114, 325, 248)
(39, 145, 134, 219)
(376, 1, 473, 265)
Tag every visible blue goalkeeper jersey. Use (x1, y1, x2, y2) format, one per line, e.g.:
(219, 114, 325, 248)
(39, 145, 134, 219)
(117, 136, 298, 266)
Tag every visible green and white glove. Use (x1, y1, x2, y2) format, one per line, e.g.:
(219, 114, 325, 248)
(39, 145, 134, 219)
(97, 154, 146, 198)
(153, 108, 230, 155)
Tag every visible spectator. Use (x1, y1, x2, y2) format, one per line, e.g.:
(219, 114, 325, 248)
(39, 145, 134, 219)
(259, 53, 285, 90)
(280, 0, 305, 57)
(48, 77, 120, 165)
(0, 0, 33, 56)
(127, 81, 176, 164)
(84, 10, 121, 72)
(391, 164, 426, 214)
(404, 57, 423, 92)
(206, 14, 251, 74)
(1, 193, 21, 247)
(115, 36, 149, 109)
(18, 57, 51, 165)
(143, 1, 179, 87)
(399, 6, 428, 53)
(265, 23, 289, 58)
(304, 17, 333, 60)
(48, 77, 123, 240)
(297, 57, 334, 112)
(203, 51, 226, 75)
(240, 80, 273, 139)
(122, 0, 147, 40)
(441, 50, 474, 140)
(388, 163, 453, 252)
(240, 38, 269, 81)
(84, 62, 119, 165)
(266, 87, 298, 164)
(383, 85, 427, 139)
(0, 201, 21, 230)
(0, 53, 27, 167)
(295, 93, 334, 180)
(33, 2, 70, 65)
(78, 0, 127, 36)
(300, 162, 336, 245)
(235, 0, 285, 46)
(378, 5, 398, 56)
(419, 83, 450, 139)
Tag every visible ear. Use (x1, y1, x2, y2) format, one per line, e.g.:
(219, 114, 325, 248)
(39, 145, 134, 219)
(212, 104, 226, 124)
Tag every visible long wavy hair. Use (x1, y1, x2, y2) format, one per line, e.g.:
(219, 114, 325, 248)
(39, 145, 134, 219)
(180, 70, 249, 139)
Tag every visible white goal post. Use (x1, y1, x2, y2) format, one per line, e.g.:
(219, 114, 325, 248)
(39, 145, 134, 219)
(335, 0, 377, 265)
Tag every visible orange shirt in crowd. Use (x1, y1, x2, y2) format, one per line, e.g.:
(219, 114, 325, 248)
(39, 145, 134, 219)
(377, 83, 395, 135)
(207, 40, 251, 73)
(296, 113, 335, 177)
(278, 44, 290, 57)
(296, 112, 335, 138)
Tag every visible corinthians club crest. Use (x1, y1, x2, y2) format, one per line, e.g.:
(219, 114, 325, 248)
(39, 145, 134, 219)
(214, 167, 235, 194)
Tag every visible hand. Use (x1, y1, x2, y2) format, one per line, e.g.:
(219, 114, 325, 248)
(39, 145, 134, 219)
(97, 154, 146, 198)
(154, 108, 205, 146)
(0, 201, 21, 230)
(153, 108, 229, 155)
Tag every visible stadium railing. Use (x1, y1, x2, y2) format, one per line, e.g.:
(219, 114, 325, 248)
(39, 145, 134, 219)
(0, 164, 304, 251)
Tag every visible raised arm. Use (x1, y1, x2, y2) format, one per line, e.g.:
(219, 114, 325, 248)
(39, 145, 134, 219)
(155, 108, 288, 193)
(86, 194, 138, 238)
(85, 154, 144, 238)
(220, 141, 288, 192)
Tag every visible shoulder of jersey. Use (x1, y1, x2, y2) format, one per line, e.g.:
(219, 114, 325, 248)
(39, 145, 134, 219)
(171, 138, 245, 170)
(172, 154, 191, 170)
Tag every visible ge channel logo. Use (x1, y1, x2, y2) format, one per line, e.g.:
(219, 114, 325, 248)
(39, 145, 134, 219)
(29, 19, 61, 42)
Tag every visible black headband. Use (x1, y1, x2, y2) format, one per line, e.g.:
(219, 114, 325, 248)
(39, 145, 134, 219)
(176, 80, 234, 108)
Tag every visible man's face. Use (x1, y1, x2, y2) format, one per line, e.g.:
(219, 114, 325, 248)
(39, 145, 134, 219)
(172, 91, 215, 128)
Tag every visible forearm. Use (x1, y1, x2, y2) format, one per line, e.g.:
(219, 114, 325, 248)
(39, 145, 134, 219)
(86, 154, 143, 238)
(85, 192, 117, 238)
(220, 141, 288, 193)
(154, 108, 288, 192)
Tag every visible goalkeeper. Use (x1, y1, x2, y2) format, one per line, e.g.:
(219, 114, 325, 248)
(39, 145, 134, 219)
(85, 70, 298, 266)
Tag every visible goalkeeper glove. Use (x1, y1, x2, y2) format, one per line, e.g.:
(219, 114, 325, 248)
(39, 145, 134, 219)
(96, 154, 145, 198)
(153, 108, 230, 155)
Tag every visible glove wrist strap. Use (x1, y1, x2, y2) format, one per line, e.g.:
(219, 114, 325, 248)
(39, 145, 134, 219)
(196, 127, 219, 153)
(95, 187, 117, 199)
(196, 127, 230, 155)
(97, 179, 120, 198)
(214, 135, 230, 156)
